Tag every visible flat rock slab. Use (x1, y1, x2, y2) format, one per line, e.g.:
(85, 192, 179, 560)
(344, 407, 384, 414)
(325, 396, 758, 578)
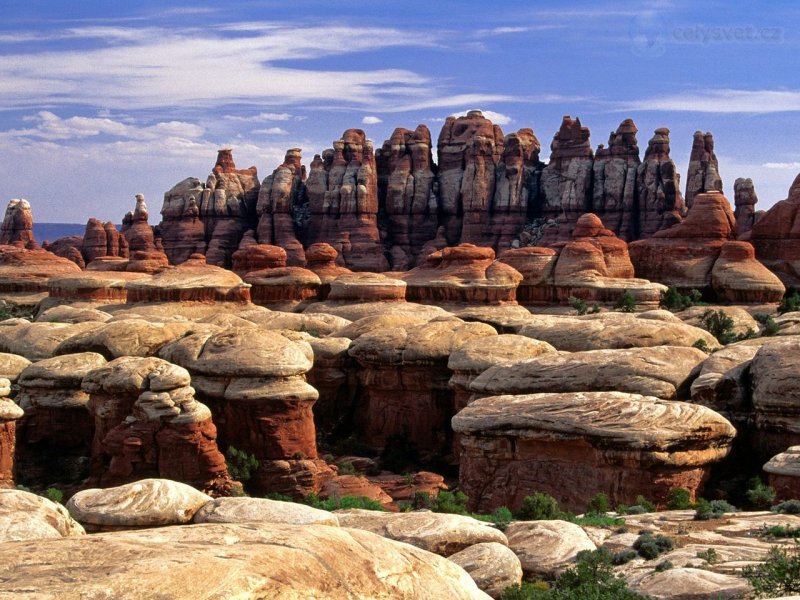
(629, 567, 751, 599)
(334, 509, 507, 556)
(505, 520, 596, 578)
(0, 522, 490, 599)
(193, 496, 339, 527)
(0, 489, 85, 542)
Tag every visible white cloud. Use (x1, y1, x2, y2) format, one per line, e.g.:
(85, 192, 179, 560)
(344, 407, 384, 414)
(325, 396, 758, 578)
(764, 161, 800, 169)
(361, 116, 383, 124)
(223, 112, 294, 122)
(618, 89, 800, 113)
(252, 127, 289, 135)
(449, 109, 513, 125)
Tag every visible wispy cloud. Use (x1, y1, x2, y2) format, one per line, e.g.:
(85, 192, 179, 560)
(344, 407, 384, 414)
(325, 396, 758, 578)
(764, 161, 800, 169)
(252, 127, 289, 135)
(361, 116, 383, 124)
(449, 109, 513, 125)
(8, 111, 204, 141)
(618, 89, 800, 113)
(223, 112, 295, 122)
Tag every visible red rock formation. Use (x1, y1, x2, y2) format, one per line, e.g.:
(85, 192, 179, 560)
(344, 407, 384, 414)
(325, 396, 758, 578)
(82, 357, 233, 495)
(437, 111, 504, 246)
(453, 392, 735, 512)
(305, 130, 387, 271)
(46, 271, 150, 303)
(685, 131, 723, 209)
(734, 178, 758, 237)
(124, 250, 170, 274)
(159, 178, 207, 264)
(125, 254, 251, 303)
(0, 379, 23, 488)
(256, 149, 306, 266)
(231, 244, 287, 275)
(629, 191, 735, 292)
(159, 329, 334, 497)
(764, 447, 800, 502)
(0, 199, 37, 249)
(402, 244, 523, 305)
(121, 195, 156, 253)
(304, 243, 351, 299)
(0, 245, 82, 293)
(535, 116, 594, 244)
(45, 219, 128, 268)
(81, 219, 109, 263)
(592, 119, 640, 240)
(202, 149, 260, 268)
(711, 241, 785, 303)
(242, 249, 321, 310)
(377, 125, 438, 269)
(635, 128, 686, 238)
(746, 174, 800, 289)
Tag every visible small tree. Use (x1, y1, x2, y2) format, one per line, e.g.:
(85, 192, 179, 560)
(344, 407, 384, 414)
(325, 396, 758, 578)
(743, 542, 800, 596)
(517, 492, 562, 520)
(666, 487, 692, 510)
(586, 492, 610, 514)
(226, 446, 259, 483)
(569, 296, 589, 315)
(701, 309, 738, 345)
(779, 291, 800, 315)
(615, 291, 636, 313)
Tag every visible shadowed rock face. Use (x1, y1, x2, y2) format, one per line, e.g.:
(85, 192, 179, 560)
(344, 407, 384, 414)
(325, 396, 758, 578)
(453, 391, 736, 512)
(635, 127, 686, 238)
(734, 177, 758, 236)
(0, 378, 23, 488)
(256, 149, 306, 266)
(160, 178, 207, 264)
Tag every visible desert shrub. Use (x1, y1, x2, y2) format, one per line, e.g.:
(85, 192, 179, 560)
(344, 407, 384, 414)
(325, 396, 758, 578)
(571, 513, 624, 527)
(754, 312, 781, 336)
(773, 500, 800, 514)
(44, 487, 64, 504)
(569, 296, 588, 315)
(660, 287, 703, 311)
(0, 304, 35, 321)
(779, 291, 800, 315)
(633, 533, 674, 560)
(517, 492, 563, 521)
(701, 309, 738, 344)
(489, 506, 514, 531)
(616, 291, 636, 313)
(226, 446, 259, 483)
(696, 548, 719, 564)
(431, 490, 470, 515)
(693, 338, 711, 353)
(612, 549, 638, 565)
(305, 493, 384, 512)
(694, 498, 736, 520)
(586, 492, 610, 515)
(655, 560, 673, 572)
(634, 495, 656, 513)
(666, 487, 693, 510)
(762, 525, 800, 539)
(747, 478, 777, 509)
(743, 542, 800, 596)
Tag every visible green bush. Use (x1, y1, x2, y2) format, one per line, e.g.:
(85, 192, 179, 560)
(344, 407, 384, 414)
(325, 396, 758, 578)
(633, 533, 674, 560)
(431, 490, 470, 515)
(517, 492, 563, 521)
(660, 287, 703, 311)
(754, 313, 781, 336)
(44, 487, 64, 504)
(569, 296, 589, 315)
(692, 338, 711, 353)
(747, 477, 777, 509)
(666, 487, 692, 510)
(305, 493, 385, 512)
(489, 506, 514, 531)
(743, 542, 800, 596)
(654, 560, 673, 572)
(226, 446, 260, 483)
(586, 492, 610, 515)
(570, 513, 624, 527)
(694, 498, 736, 520)
(700, 309, 738, 345)
(779, 291, 800, 315)
(634, 495, 656, 513)
(337, 461, 356, 475)
(773, 499, 800, 514)
(612, 549, 638, 565)
(762, 525, 800, 539)
(696, 548, 719, 564)
(616, 291, 636, 313)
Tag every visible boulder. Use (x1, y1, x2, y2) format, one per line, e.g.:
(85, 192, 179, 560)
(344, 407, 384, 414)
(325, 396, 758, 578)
(0, 521, 490, 599)
(0, 488, 84, 541)
(0, 320, 103, 360)
(629, 567, 750, 600)
(711, 241, 785, 303)
(66, 478, 211, 530)
(505, 520, 597, 579)
(193, 496, 339, 526)
(453, 392, 736, 512)
(764, 446, 800, 502)
(243, 265, 321, 311)
(448, 542, 523, 599)
(335, 508, 507, 556)
(0, 245, 81, 293)
(0, 378, 22, 487)
(751, 338, 800, 457)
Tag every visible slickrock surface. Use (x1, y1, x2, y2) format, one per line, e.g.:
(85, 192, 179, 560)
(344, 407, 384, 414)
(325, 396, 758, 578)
(505, 520, 597, 578)
(347, 317, 496, 454)
(66, 479, 212, 529)
(159, 327, 334, 496)
(0, 488, 85, 541)
(0, 521, 489, 599)
(448, 542, 523, 599)
(46, 270, 151, 303)
(469, 346, 706, 400)
(453, 392, 736, 512)
(630, 568, 750, 600)
(403, 244, 523, 305)
(14, 352, 106, 488)
(0, 244, 81, 293)
(194, 496, 339, 526)
(0, 320, 103, 360)
(515, 311, 719, 351)
(255, 148, 306, 266)
(0, 378, 22, 487)
(125, 253, 251, 303)
(335, 508, 508, 556)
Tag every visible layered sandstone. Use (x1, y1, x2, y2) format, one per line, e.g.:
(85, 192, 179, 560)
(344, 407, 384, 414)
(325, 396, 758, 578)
(402, 244, 523, 305)
(710, 241, 785, 303)
(0, 378, 22, 487)
(46, 271, 151, 304)
(235, 245, 321, 310)
(304, 130, 387, 271)
(592, 119, 640, 240)
(635, 128, 685, 238)
(453, 392, 736, 512)
(734, 177, 758, 236)
(685, 131, 723, 209)
(764, 446, 800, 502)
(0, 245, 82, 293)
(159, 177, 208, 264)
(256, 149, 306, 265)
(0, 199, 36, 248)
(121, 194, 156, 253)
(159, 328, 334, 496)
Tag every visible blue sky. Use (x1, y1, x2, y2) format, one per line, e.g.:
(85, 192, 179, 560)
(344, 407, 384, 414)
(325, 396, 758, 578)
(0, 0, 798, 222)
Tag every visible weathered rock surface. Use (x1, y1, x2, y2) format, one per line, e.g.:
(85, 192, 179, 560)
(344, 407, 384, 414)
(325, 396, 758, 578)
(630, 567, 750, 600)
(470, 346, 706, 400)
(515, 311, 719, 351)
(505, 520, 597, 578)
(448, 542, 523, 599)
(335, 508, 507, 556)
(0, 199, 36, 248)
(0, 378, 22, 487)
(159, 177, 208, 264)
(635, 127, 686, 238)
(453, 392, 735, 512)
(121, 194, 156, 253)
(592, 119, 640, 240)
(0, 521, 490, 599)
(194, 496, 339, 526)
(0, 488, 85, 541)
(711, 241, 785, 303)
(685, 131, 723, 209)
(734, 177, 758, 236)
(0, 320, 103, 360)
(403, 244, 523, 305)
(66, 478, 212, 530)
(0, 245, 81, 293)
(46, 270, 150, 303)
